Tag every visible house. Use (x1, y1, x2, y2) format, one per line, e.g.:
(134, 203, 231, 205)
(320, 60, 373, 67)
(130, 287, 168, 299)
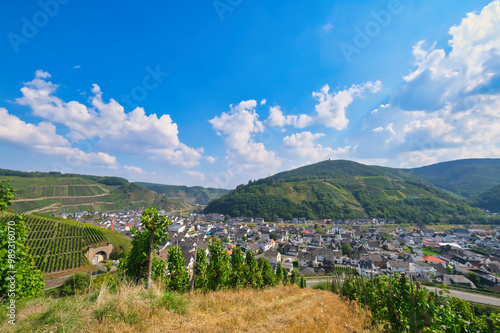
(443, 274, 477, 289)
(298, 252, 317, 267)
(263, 250, 281, 269)
(299, 266, 315, 275)
(387, 260, 408, 274)
(358, 259, 376, 277)
(283, 243, 299, 256)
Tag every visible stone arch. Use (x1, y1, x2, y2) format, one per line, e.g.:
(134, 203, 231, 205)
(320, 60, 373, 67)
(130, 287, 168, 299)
(85, 243, 114, 264)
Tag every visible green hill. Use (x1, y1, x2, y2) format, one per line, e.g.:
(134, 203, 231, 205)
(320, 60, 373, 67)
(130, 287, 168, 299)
(0, 214, 131, 274)
(405, 158, 500, 198)
(0, 169, 184, 214)
(469, 184, 500, 213)
(204, 160, 487, 224)
(135, 182, 230, 205)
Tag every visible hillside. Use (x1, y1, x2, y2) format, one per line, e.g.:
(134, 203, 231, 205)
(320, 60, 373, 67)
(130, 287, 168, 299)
(0, 214, 131, 275)
(1, 284, 372, 332)
(0, 169, 184, 214)
(405, 159, 500, 198)
(204, 160, 487, 224)
(470, 184, 500, 213)
(135, 182, 230, 205)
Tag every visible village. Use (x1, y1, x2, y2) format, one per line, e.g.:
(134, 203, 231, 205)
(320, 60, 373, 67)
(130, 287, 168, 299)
(61, 210, 500, 292)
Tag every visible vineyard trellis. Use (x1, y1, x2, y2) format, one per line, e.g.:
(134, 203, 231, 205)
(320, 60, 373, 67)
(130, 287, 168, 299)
(0, 215, 107, 273)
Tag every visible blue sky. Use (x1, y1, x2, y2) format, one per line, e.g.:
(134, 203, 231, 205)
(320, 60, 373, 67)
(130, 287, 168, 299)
(1, 0, 499, 189)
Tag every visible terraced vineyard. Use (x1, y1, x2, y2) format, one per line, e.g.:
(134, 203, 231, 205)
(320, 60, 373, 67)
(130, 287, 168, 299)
(0, 215, 107, 273)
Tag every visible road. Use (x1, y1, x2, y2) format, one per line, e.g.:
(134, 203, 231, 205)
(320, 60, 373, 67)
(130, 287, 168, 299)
(306, 278, 500, 306)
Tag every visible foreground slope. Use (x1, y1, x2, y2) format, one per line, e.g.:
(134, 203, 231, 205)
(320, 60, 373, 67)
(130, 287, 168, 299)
(406, 158, 500, 198)
(0, 169, 183, 214)
(204, 160, 486, 223)
(2, 284, 372, 333)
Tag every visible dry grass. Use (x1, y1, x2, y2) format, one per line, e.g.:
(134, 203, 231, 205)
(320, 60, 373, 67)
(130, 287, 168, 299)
(3, 284, 376, 333)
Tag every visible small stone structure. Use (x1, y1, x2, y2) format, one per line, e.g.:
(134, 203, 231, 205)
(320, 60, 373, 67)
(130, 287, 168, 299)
(85, 243, 114, 264)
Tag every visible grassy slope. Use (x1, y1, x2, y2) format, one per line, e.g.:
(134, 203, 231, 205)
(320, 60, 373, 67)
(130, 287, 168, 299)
(1, 284, 373, 332)
(135, 182, 230, 205)
(0, 174, 181, 214)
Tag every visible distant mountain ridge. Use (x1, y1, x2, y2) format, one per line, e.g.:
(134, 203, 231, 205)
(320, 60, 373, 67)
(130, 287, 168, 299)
(405, 158, 500, 198)
(135, 182, 230, 205)
(204, 160, 488, 224)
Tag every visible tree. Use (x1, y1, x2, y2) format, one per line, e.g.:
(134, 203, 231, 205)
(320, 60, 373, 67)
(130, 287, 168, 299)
(446, 263, 454, 275)
(245, 250, 261, 288)
(167, 246, 189, 292)
(207, 238, 231, 291)
(465, 272, 480, 287)
(258, 257, 276, 287)
(282, 268, 288, 285)
(60, 273, 90, 296)
(269, 233, 278, 241)
(1, 215, 45, 300)
(291, 268, 299, 284)
(193, 248, 208, 292)
(300, 277, 306, 288)
(0, 183, 44, 301)
(121, 207, 170, 287)
(0, 180, 15, 213)
(342, 244, 352, 256)
(275, 262, 283, 283)
(229, 247, 246, 290)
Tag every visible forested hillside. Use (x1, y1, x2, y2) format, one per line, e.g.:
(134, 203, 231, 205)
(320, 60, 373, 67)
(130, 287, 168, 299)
(204, 160, 488, 224)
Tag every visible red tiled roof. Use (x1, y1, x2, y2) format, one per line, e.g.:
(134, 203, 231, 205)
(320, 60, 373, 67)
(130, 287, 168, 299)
(422, 255, 445, 263)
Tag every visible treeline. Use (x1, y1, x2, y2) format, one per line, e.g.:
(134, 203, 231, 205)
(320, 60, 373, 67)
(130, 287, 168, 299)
(0, 168, 128, 186)
(332, 273, 500, 332)
(122, 237, 302, 292)
(470, 184, 500, 213)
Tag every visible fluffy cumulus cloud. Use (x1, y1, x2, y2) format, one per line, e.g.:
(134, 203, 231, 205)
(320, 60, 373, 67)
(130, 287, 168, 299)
(360, 0, 500, 168)
(13, 72, 203, 168)
(282, 131, 351, 162)
(265, 81, 381, 130)
(124, 165, 146, 174)
(183, 170, 205, 181)
(0, 108, 117, 168)
(209, 100, 281, 174)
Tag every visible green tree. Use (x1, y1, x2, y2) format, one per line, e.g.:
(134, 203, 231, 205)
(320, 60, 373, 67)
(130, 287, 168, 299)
(258, 257, 276, 287)
(342, 244, 352, 256)
(207, 238, 231, 291)
(245, 250, 262, 288)
(465, 272, 480, 287)
(300, 277, 306, 288)
(269, 233, 278, 241)
(167, 246, 189, 292)
(282, 268, 288, 285)
(0, 185, 44, 301)
(275, 262, 283, 283)
(290, 268, 299, 285)
(0, 180, 15, 213)
(229, 247, 246, 290)
(121, 207, 170, 287)
(193, 248, 208, 292)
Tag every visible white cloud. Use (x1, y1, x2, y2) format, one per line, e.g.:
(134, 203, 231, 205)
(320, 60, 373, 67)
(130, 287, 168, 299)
(35, 70, 51, 78)
(260, 99, 267, 105)
(205, 156, 216, 164)
(0, 107, 117, 168)
(323, 22, 333, 31)
(124, 165, 145, 174)
(358, 1, 500, 168)
(209, 100, 281, 173)
(183, 170, 205, 181)
(74, 65, 81, 69)
(282, 131, 351, 162)
(15, 72, 203, 168)
(265, 81, 381, 130)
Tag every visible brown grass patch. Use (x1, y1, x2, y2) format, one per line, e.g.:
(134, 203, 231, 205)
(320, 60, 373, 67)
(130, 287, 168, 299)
(4, 284, 375, 333)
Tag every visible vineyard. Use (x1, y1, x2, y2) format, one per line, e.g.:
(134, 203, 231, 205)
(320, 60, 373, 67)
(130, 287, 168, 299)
(0, 215, 107, 273)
